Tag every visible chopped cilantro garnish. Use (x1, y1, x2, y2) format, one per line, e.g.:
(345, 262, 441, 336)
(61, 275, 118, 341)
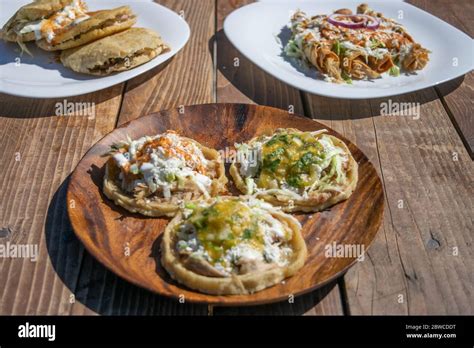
(243, 228, 253, 239)
(299, 152, 314, 166)
(193, 217, 207, 229)
(287, 175, 302, 188)
(263, 158, 281, 172)
(266, 134, 289, 146)
(269, 147, 285, 158)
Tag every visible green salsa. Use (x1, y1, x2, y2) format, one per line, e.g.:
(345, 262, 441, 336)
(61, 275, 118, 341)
(181, 200, 264, 262)
(258, 131, 325, 190)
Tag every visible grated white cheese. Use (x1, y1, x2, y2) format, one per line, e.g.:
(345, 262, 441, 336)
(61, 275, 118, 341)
(176, 197, 299, 275)
(19, 0, 89, 42)
(112, 132, 212, 198)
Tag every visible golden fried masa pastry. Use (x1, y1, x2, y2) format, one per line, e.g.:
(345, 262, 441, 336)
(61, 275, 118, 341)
(60, 27, 169, 76)
(161, 196, 307, 295)
(1, 0, 88, 42)
(103, 131, 227, 218)
(230, 128, 358, 213)
(36, 6, 136, 51)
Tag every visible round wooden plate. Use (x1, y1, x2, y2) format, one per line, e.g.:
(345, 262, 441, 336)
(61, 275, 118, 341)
(67, 103, 384, 306)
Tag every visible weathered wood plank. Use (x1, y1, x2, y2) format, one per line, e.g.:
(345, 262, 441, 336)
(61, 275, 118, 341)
(213, 281, 344, 315)
(409, 0, 473, 36)
(294, 0, 474, 315)
(436, 74, 473, 158)
(216, 0, 305, 114)
(408, 0, 473, 157)
(213, 0, 344, 316)
(117, 0, 216, 125)
(68, 0, 217, 315)
(304, 88, 474, 314)
(0, 86, 123, 315)
(1, 0, 471, 317)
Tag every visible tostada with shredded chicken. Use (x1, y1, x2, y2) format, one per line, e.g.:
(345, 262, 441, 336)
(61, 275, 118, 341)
(230, 128, 358, 213)
(103, 131, 227, 217)
(161, 196, 307, 295)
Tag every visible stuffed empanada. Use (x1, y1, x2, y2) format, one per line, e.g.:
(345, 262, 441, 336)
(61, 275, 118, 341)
(36, 6, 136, 51)
(60, 27, 169, 75)
(103, 131, 227, 217)
(1, 0, 88, 42)
(230, 128, 358, 213)
(161, 196, 307, 295)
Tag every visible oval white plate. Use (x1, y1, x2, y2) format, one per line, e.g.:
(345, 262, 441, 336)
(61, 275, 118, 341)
(224, 0, 473, 99)
(0, 0, 190, 98)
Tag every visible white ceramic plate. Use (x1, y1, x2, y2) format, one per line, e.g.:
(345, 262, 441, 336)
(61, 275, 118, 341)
(224, 0, 473, 99)
(0, 0, 190, 98)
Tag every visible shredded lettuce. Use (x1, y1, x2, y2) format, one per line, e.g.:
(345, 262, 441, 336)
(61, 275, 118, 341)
(16, 41, 33, 57)
(332, 40, 348, 57)
(320, 154, 346, 184)
(245, 177, 255, 195)
(285, 39, 303, 58)
(185, 202, 196, 210)
(341, 71, 353, 84)
(389, 65, 400, 77)
(370, 38, 385, 49)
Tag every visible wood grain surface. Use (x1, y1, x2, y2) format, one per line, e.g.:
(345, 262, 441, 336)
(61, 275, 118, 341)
(408, 0, 474, 157)
(0, 86, 124, 315)
(63, 0, 216, 315)
(304, 88, 474, 315)
(302, 2, 474, 315)
(67, 104, 384, 305)
(214, 0, 474, 315)
(0, 0, 472, 315)
(214, 0, 346, 315)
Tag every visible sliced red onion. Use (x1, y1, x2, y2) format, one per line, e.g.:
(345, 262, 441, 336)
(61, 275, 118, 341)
(364, 15, 380, 30)
(327, 14, 380, 30)
(328, 14, 365, 29)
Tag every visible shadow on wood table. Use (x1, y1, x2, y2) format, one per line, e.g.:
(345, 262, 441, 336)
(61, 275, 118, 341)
(213, 280, 344, 315)
(44, 177, 343, 315)
(0, 85, 124, 119)
(45, 177, 207, 315)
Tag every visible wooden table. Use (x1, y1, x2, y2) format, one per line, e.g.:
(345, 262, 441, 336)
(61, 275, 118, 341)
(0, 0, 472, 315)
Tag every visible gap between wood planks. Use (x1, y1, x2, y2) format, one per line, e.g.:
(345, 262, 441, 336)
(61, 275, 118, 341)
(3, 0, 468, 316)
(213, 0, 473, 315)
(0, 86, 125, 315)
(73, 0, 218, 315)
(407, 0, 474, 157)
(211, 0, 346, 316)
